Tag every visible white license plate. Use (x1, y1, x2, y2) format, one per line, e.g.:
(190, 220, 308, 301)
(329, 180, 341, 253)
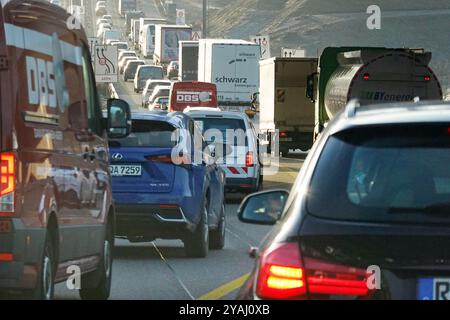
(418, 278, 450, 300)
(109, 165, 142, 176)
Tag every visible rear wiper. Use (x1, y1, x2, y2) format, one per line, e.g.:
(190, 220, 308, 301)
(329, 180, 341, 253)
(388, 202, 450, 215)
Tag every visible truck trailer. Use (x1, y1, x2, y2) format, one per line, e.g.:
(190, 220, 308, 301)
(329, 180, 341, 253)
(198, 39, 260, 113)
(259, 57, 318, 155)
(307, 47, 443, 140)
(154, 24, 192, 67)
(118, 0, 137, 17)
(179, 41, 199, 81)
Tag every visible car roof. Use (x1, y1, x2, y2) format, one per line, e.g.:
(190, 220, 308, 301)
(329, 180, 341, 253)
(138, 64, 162, 69)
(146, 79, 171, 84)
(126, 60, 145, 65)
(185, 108, 249, 120)
(327, 100, 450, 136)
(130, 111, 189, 128)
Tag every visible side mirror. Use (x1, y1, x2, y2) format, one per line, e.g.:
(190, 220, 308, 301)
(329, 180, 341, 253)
(237, 190, 289, 225)
(107, 98, 131, 139)
(306, 72, 318, 103)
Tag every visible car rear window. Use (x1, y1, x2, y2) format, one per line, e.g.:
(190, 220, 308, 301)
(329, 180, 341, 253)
(109, 120, 176, 148)
(193, 117, 248, 146)
(307, 124, 450, 224)
(139, 67, 164, 79)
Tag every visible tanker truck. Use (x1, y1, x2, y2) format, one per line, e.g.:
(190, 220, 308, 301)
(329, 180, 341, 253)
(306, 47, 443, 140)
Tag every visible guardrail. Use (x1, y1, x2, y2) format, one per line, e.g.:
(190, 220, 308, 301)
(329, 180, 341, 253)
(108, 83, 119, 99)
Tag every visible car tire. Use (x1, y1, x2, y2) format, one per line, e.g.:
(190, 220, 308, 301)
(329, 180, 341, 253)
(280, 147, 289, 157)
(209, 202, 226, 250)
(29, 232, 55, 300)
(184, 200, 209, 258)
(79, 220, 113, 300)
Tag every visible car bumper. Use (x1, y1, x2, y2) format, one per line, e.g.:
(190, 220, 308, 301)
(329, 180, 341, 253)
(0, 219, 45, 291)
(115, 204, 196, 239)
(225, 177, 259, 193)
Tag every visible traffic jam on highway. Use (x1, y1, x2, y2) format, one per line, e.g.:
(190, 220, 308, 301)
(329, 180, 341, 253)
(0, 0, 450, 304)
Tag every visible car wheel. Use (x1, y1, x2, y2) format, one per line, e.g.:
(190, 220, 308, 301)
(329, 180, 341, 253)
(29, 233, 55, 300)
(184, 200, 209, 258)
(209, 202, 226, 250)
(79, 220, 113, 300)
(280, 147, 289, 157)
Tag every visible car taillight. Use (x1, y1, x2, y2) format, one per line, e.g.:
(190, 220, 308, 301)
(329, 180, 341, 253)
(146, 153, 192, 169)
(256, 242, 372, 300)
(0, 153, 15, 215)
(246, 151, 254, 167)
(257, 242, 306, 299)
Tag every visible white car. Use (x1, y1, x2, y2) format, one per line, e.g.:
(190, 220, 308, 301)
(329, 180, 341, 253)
(97, 26, 111, 38)
(102, 15, 113, 24)
(185, 108, 262, 194)
(96, 18, 109, 26)
(133, 65, 164, 92)
(118, 50, 137, 62)
(142, 80, 172, 107)
(149, 96, 169, 111)
(111, 41, 129, 51)
(147, 85, 171, 109)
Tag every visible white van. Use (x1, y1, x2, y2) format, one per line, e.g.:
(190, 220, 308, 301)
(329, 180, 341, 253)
(185, 109, 262, 194)
(140, 24, 155, 58)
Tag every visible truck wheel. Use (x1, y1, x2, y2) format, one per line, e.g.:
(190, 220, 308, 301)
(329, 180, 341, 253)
(184, 200, 209, 258)
(79, 220, 113, 300)
(209, 203, 226, 250)
(29, 233, 55, 300)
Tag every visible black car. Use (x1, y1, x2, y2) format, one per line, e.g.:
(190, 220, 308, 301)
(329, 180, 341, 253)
(237, 100, 450, 300)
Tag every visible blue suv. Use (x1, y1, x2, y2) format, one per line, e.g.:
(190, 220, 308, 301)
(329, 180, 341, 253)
(108, 111, 226, 257)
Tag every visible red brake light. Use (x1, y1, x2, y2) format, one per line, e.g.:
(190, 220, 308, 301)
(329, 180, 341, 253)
(0, 253, 13, 262)
(246, 151, 254, 167)
(146, 154, 192, 168)
(256, 242, 306, 299)
(424, 75, 431, 81)
(0, 153, 15, 214)
(256, 242, 373, 300)
(363, 73, 370, 81)
(0, 153, 15, 196)
(280, 132, 287, 138)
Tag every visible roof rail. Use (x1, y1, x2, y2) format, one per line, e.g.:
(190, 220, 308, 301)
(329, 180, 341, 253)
(345, 99, 361, 118)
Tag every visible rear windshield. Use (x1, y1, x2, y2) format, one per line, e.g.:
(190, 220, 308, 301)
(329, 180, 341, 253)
(193, 117, 248, 146)
(307, 125, 450, 224)
(109, 120, 176, 148)
(139, 67, 164, 79)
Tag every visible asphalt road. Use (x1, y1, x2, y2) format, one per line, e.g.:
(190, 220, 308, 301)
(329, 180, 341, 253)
(54, 0, 304, 300)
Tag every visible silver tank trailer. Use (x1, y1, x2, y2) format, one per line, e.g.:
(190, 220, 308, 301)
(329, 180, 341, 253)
(324, 49, 442, 119)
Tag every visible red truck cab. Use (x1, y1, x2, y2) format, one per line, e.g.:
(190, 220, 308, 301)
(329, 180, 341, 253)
(169, 81, 218, 112)
(0, 0, 131, 299)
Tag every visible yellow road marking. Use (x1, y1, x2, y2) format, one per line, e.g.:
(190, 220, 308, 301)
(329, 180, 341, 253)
(197, 273, 250, 300)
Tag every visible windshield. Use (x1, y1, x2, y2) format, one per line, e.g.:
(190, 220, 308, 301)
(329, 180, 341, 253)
(193, 117, 248, 146)
(139, 67, 164, 79)
(307, 125, 450, 224)
(109, 120, 176, 148)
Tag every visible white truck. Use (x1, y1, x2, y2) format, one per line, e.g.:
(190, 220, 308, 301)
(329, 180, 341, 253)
(153, 25, 192, 67)
(198, 39, 260, 113)
(138, 18, 167, 52)
(179, 41, 199, 81)
(259, 57, 318, 155)
(130, 19, 141, 49)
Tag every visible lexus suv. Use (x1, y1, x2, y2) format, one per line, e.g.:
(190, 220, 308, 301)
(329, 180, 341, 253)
(109, 112, 226, 258)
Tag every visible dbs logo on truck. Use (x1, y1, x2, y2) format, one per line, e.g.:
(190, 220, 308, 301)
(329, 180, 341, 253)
(26, 56, 57, 108)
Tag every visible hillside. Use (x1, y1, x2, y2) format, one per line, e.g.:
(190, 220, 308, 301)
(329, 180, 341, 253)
(200, 0, 450, 90)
